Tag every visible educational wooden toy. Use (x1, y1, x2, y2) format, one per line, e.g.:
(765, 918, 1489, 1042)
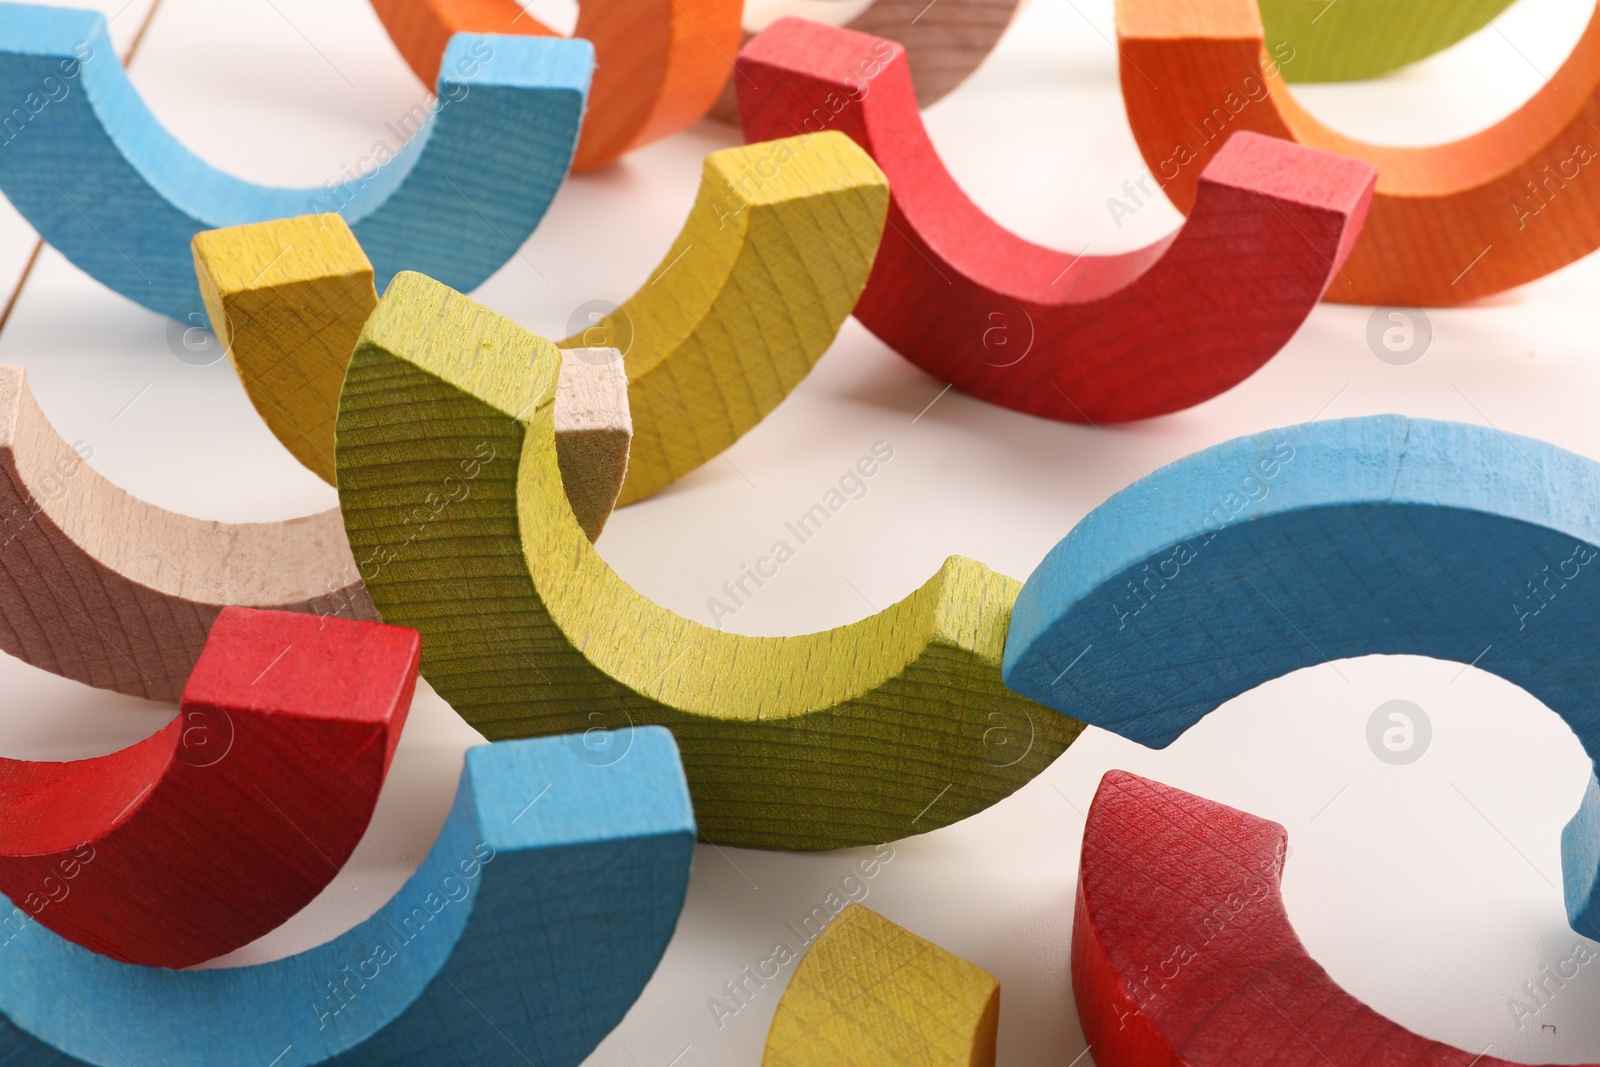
(0, 356, 626, 702)
(737, 19, 1376, 423)
(0, 728, 694, 1066)
(1003, 415, 1600, 938)
(191, 214, 632, 540)
(707, 0, 1023, 122)
(335, 271, 1084, 851)
(1258, 0, 1520, 82)
(369, 0, 741, 171)
(557, 132, 887, 504)
(0, 607, 418, 969)
(764, 903, 1000, 1067)
(1075, 769, 1559, 1067)
(1117, 0, 1600, 305)
(0, 3, 588, 318)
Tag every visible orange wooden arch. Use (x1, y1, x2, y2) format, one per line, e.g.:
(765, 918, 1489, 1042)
(1118, 0, 1600, 306)
(369, 0, 742, 171)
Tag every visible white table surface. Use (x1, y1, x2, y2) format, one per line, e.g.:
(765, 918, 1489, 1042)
(4, 0, 1600, 1062)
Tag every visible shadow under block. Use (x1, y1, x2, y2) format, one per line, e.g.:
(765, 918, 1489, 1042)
(737, 19, 1375, 423)
(1258, 0, 1520, 83)
(192, 213, 631, 540)
(0, 728, 695, 1067)
(0, 607, 418, 969)
(708, 0, 1024, 122)
(1117, 0, 1600, 305)
(764, 904, 999, 1067)
(556, 132, 888, 505)
(1002, 414, 1600, 939)
(0, 3, 588, 318)
(369, 0, 741, 171)
(335, 271, 1082, 852)
(736, 19, 1376, 422)
(1076, 770, 1572, 1066)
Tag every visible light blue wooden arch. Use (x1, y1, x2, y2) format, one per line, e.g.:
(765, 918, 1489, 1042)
(1003, 415, 1600, 939)
(0, 3, 590, 319)
(0, 727, 693, 1066)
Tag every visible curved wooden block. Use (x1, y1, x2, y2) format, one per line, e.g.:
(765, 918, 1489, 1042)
(0, 353, 626, 703)
(0, 3, 589, 318)
(737, 19, 1375, 423)
(0, 727, 694, 1066)
(764, 903, 999, 1067)
(1004, 415, 1600, 938)
(336, 271, 1082, 851)
(1118, 0, 1600, 306)
(2, 607, 418, 969)
(557, 132, 887, 505)
(369, 0, 741, 172)
(1076, 770, 1577, 1067)
(708, 0, 1023, 123)
(1259, 0, 1519, 83)
(191, 213, 631, 540)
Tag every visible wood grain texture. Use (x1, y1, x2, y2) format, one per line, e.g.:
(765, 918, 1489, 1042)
(192, 213, 632, 540)
(1002, 415, 1600, 939)
(708, 0, 1024, 122)
(1118, 0, 1600, 305)
(738, 19, 1375, 422)
(369, 0, 741, 171)
(764, 903, 999, 1067)
(1076, 769, 1582, 1067)
(0, 607, 417, 969)
(1258, 0, 1519, 82)
(0, 727, 695, 1066)
(559, 133, 888, 505)
(336, 271, 1082, 851)
(0, 4, 588, 318)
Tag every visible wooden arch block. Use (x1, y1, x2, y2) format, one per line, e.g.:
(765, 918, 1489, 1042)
(707, 0, 1024, 123)
(1259, 0, 1520, 83)
(1002, 415, 1600, 938)
(737, 19, 1375, 423)
(1077, 770, 1570, 1066)
(1117, 0, 1600, 305)
(1, 607, 418, 969)
(0, 3, 589, 318)
(0, 728, 695, 1066)
(336, 271, 1084, 851)
(764, 904, 999, 1067)
(368, 0, 741, 171)
(191, 213, 631, 539)
(0, 354, 626, 703)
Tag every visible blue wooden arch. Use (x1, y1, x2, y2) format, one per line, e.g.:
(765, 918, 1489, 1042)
(0, 728, 693, 1066)
(0, 3, 590, 319)
(1004, 415, 1600, 937)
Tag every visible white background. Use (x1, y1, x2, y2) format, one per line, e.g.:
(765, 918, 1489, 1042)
(4, 0, 1600, 1062)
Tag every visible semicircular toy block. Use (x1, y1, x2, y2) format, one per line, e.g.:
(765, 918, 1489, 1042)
(335, 270, 1084, 851)
(1, 606, 419, 969)
(0, 727, 695, 1066)
(369, 0, 741, 171)
(736, 19, 1376, 423)
(764, 903, 1000, 1066)
(0, 355, 627, 704)
(556, 131, 888, 504)
(1117, 0, 1600, 306)
(0, 3, 590, 319)
(1259, 0, 1520, 83)
(707, 0, 1024, 123)
(1076, 769, 1577, 1067)
(191, 212, 632, 539)
(1003, 414, 1600, 939)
